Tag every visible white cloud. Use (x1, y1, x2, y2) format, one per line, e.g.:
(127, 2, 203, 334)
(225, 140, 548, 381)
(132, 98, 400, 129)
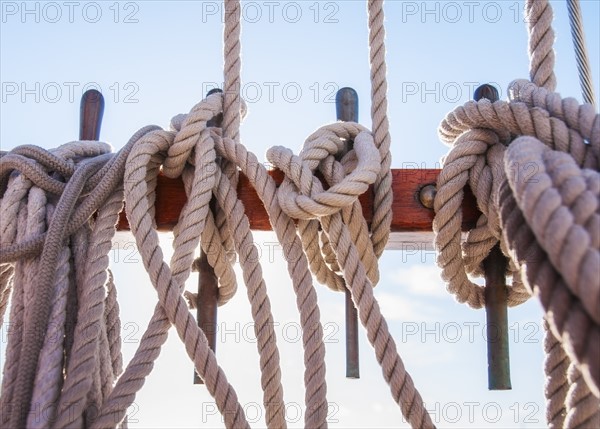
(375, 291, 439, 322)
(388, 264, 448, 299)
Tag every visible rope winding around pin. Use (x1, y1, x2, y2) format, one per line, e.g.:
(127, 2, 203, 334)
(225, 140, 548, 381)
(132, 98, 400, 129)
(433, 0, 599, 427)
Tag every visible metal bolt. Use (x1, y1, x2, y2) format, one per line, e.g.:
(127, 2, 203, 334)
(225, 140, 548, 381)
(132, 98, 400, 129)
(419, 184, 436, 209)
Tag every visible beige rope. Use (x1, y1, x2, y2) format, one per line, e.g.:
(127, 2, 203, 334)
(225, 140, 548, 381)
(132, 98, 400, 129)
(268, 124, 433, 428)
(564, 361, 600, 428)
(91, 127, 249, 429)
(526, 0, 557, 91)
(367, 0, 393, 257)
(11, 157, 110, 429)
(434, 82, 598, 310)
(0, 88, 430, 429)
(505, 138, 599, 323)
(171, 96, 287, 428)
(0, 263, 13, 325)
(0, 140, 115, 427)
(501, 137, 599, 395)
(209, 128, 330, 427)
(433, 2, 599, 428)
(215, 0, 242, 263)
(436, 74, 600, 429)
(544, 319, 569, 428)
(53, 189, 125, 427)
(27, 245, 69, 429)
(0, 200, 29, 426)
(0, 131, 156, 263)
(105, 269, 124, 377)
(222, 0, 242, 145)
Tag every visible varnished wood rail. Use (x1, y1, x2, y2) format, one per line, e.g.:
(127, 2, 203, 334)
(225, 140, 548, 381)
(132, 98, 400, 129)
(116, 168, 479, 248)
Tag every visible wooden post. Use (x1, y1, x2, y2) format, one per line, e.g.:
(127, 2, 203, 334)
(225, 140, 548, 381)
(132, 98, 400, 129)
(194, 88, 222, 384)
(336, 88, 360, 379)
(474, 84, 511, 390)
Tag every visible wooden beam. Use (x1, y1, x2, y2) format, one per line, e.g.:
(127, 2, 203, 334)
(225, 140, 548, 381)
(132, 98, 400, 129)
(116, 168, 478, 234)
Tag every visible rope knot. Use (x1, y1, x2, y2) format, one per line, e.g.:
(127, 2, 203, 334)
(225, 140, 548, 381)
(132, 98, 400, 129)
(267, 123, 380, 220)
(163, 92, 247, 179)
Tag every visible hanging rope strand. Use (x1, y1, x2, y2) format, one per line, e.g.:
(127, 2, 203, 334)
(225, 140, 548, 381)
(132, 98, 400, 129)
(223, 0, 242, 144)
(526, 0, 557, 91)
(543, 319, 569, 428)
(367, 0, 393, 256)
(215, 0, 243, 255)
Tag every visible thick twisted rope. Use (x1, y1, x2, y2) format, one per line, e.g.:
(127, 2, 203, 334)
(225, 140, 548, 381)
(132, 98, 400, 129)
(0, 263, 13, 324)
(0, 142, 121, 427)
(176, 123, 329, 427)
(0, 88, 429, 429)
(434, 82, 598, 310)
(268, 125, 433, 428)
(5, 10, 400, 425)
(0, 130, 156, 263)
(367, 0, 393, 257)
(6, 153, 112, 429)
(53, 190, 125, 427)
(105, 269, 124, 377)
(277, 124, 380, 292)
(436, 73, 600, 429)
(500, 137, 599, 397)
(27, 245, 69, 429)
(433, 2, 599, 427)
(223, 0, 241, 145)
(91, 126, 250, 429)
(0, 201, 29, 426)
(0, 138, 145, 427)
(505, 138, 599, 323)
(526, 0, 556, 91)
(173, 100, 287, 428)
(544, 319, 569, 428)
(213, 0, 242, 262)
(564, 362, 600, 428)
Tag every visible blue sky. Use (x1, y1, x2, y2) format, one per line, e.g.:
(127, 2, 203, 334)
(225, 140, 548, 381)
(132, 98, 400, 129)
(1, 1, 599, 427)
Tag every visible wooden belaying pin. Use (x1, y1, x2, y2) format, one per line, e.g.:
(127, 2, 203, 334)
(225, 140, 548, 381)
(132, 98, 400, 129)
(474, 84, 511, 390)
(194, 88, 222, 385)
(79, 89, 104, 141)
(336, 87, 360, 379)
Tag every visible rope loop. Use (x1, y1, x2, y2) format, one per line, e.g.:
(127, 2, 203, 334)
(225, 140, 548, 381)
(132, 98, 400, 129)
(268, 123, 380, 220)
